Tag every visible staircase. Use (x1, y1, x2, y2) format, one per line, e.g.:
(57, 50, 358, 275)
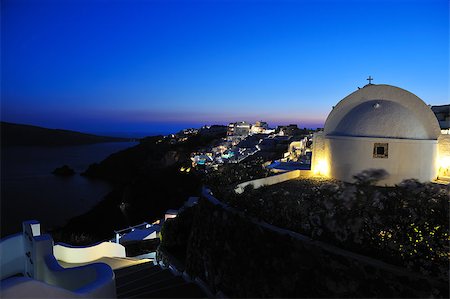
(114, 262, 208, 298)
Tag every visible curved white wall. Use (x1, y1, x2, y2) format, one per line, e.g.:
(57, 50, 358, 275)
(0, 223, 117, 298)
(325, 136, 438, 185)
(0, 233, 25, 280)
(40, 253, 116, 297)
(53, 242, 126, 264)
(32, 234, 116, 297)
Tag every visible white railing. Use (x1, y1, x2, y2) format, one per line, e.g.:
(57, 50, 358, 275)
(54, 241, 126, 264)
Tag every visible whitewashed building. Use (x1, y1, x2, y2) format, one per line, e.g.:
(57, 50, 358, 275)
(311, 84, 449, 185)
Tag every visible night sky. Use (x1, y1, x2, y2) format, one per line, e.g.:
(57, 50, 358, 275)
(2, 0, 448, 136)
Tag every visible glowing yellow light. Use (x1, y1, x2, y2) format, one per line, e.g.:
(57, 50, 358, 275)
(180, 167, 185, 172)
(314, 159, 329, 176)
(437, 156, 450, 177)
(440, 157, 450, 168)
(186, 167, 191, 173)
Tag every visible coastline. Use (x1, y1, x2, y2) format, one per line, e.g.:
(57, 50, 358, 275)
(1, 142, 138, 237)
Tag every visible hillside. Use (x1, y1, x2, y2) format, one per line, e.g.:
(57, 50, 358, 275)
(52, 126, 228, 243)
(0, 122, 129, 146)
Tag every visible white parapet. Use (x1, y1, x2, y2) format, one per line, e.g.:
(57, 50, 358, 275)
(165, 210, 178, 221)
(234, 170, 302, 194)
(53, 241, 126, 264)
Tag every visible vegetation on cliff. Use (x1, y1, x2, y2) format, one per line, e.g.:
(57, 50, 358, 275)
(220, 174, 449, 281)
(160, 198, 448, 298)
(202, 156, 271, 198)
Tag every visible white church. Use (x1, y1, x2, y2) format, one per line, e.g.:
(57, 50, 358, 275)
(311, 82, 450, 186)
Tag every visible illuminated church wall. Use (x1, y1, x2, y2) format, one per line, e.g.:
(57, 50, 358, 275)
(325, 136, 437, 185)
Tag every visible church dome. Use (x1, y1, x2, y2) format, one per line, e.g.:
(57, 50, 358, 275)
(324, 84, 441, 140)
(330, 100, 429, 139)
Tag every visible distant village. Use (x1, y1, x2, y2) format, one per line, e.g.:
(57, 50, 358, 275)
(167, 121, 317, 173)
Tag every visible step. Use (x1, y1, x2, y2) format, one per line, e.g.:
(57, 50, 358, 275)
(115, 264, 163, 283)
(119, 276, 185, 298)
(114, 262, 154, 279)
(128, 278, 187, 298)
(137, 282, 208, 298)
(116, 266, 166, 289)
(117, 269, 174, 294)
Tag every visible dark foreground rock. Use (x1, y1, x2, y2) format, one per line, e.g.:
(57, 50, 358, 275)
(52, 165, 75, 176)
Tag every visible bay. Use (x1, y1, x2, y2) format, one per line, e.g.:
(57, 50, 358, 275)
(1, 142, 137, 237)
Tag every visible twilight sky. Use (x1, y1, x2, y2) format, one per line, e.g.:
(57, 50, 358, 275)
(1, 0, 449, 136)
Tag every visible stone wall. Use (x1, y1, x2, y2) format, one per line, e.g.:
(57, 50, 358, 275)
(159, 194, 448, 298)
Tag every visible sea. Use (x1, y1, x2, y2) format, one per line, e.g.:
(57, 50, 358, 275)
(0, 142, 138, 237)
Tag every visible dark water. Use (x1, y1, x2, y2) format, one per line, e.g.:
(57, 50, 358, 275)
(1, 142, 137, 237)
